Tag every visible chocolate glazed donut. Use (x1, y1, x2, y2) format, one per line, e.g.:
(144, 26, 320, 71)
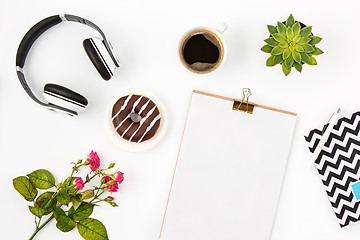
(111, 94, 161, 143)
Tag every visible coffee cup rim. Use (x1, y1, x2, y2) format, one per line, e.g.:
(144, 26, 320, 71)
(179, 27, 227, 74)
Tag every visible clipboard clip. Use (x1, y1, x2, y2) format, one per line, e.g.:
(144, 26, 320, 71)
(233, 88, 255, 114)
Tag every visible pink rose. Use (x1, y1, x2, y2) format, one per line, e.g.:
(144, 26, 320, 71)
(87, 150, 100, 171)
(74, 177, 84, 190)
(115, 171, 124, 184)
(102, 176, 112, 183)
(102, 176, 119, 193)
(107, 182, 119, 192)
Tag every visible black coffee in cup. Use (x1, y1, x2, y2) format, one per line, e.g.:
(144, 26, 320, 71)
(180, 29, 224, 74)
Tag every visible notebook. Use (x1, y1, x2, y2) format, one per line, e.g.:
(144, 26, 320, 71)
(305, 111, 360, 227)
(160, 90, 297, 240)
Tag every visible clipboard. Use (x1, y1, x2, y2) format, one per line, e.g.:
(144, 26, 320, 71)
(160, 89, 297, 240)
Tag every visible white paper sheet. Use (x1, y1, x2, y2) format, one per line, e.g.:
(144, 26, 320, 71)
(160, 91, 297, 240)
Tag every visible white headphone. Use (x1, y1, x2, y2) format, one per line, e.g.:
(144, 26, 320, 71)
(16, 14, 120, 116)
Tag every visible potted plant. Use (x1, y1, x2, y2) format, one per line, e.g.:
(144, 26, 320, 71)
(261, 14, 323, 76)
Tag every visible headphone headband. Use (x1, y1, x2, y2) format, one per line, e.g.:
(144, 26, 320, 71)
(62, 14, 119, 68)
(16, 14, 119, 68)
(16, 15, 62, 68)
(15, 14, 118, 116)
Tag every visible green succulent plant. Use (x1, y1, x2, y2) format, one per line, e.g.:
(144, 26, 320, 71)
(261, 14, 323, 76)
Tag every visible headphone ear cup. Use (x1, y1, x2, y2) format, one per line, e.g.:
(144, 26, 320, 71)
(43, 83, 88, 113)
(83, 38, 113, 80)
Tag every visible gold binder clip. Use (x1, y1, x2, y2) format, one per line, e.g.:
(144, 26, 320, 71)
(233, 88, 255, 114)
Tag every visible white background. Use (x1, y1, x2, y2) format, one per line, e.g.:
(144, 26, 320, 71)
(1, 0, 360, 239)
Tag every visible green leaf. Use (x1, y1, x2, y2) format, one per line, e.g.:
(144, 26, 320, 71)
(68, 186, 77, 194)
(71, 196, 82, 211)
(270, 46, 284, 55)
(273, 55, 283, 65)
(64, 176, 76, 186)
(286, 14, 295, 27)
(264, 38, 278, 47)
(261, 45, 273, 53)
(68, 206, 75, 217)
(272, 33, 287, 42)
(309, 36, 322, 45)
(277, 21, 286, 36)
(77, 218, 109, 240)
(107, 163, 115, 169)
(285, 56, 294, 68)
(301, 53, 311, 64)
(292, 51, 301, 63)
(53, 206, 67, 221)
(35, 192, 56, 215)
(61, 176, 76, 190)
(53, 207, 76, 232)
(278, 42, 288, 48)
(308, 56, 318, 65)
(57, 192, 70, 206)
(293, 62, 303, 72)
(282, 48, 291, 59)
(267, 25, 278, 34)
(295, 45, 304, 52)
(13, 176, 37, 202)
(266, 55, 275, 67)
(71, 202, 94, 221)
(300, 26, 312, 37)
(282, 63, 292, 76)
(27, 169, 55, 190)
(82, 190, 95, 200)
(311, 47, 324, 55)
(61, 177, 76, 192)
(29, 206, 45, 218)
(302, 44, 315, 53)
(298, 37, 311, 45)
(292, 22, 301, 35)
(286, 27, 294, 40)
(57, 219, 76, 232)
(293, 35, 301, 43)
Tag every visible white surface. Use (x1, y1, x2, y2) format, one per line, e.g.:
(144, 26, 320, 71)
(1, 0, 360, 239)
(160, 92, 296, 239)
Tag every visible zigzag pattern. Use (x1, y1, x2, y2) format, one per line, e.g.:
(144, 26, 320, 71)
(318, 147, 360, 175)
(322, 159, 360, 187)
(324, 117, 360, 148)
(310, 139, 320, 153)
(317, 143, 360, 171)
(305, 128, 323, 143)
(304, 111, 360, 227)
(333, 112, 360, 130)
(327, 177, 356, 198)
(330, 191, 353, 210)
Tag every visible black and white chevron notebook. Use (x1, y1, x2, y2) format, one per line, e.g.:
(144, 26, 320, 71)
(305, 111, 360, 227)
